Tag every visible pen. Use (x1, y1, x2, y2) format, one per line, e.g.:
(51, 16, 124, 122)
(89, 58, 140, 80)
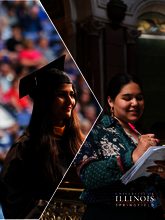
(128, 123, 142, 136)
(128, 123, 161, 146)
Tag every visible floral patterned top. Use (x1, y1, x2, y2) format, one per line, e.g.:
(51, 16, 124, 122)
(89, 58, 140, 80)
(74, 115, 165, 204)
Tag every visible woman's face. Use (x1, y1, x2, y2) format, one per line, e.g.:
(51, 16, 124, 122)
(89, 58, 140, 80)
(51, 83, 76, 126)
(107, 82, 144, 125)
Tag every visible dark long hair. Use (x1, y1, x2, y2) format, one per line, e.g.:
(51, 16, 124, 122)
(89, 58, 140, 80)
(26, 83, 84, 187)
(106, 73, 143, 114)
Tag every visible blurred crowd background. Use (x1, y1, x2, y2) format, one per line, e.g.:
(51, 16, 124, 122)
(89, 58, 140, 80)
(0, 0, 101, 173)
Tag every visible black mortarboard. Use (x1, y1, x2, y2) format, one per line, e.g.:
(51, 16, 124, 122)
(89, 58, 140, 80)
(19, 55, 73, 99)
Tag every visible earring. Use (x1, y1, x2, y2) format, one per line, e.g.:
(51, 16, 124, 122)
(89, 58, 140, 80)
(110, 107, 114, 117)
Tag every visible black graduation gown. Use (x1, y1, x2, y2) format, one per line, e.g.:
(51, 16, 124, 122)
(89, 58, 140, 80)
(0, 133, 68, 219)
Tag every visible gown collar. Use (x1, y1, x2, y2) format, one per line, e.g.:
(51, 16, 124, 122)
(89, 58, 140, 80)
(53, 125, 65, 136)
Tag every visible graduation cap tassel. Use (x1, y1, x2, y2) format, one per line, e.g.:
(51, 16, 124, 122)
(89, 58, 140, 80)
(35, 75, 37, 86)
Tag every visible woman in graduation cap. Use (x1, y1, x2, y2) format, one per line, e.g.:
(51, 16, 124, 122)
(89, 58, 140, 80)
(0, 55, 84, 219)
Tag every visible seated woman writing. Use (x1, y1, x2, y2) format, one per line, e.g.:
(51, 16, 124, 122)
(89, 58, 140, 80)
(74, 73, 165, 220)
(0, 55, 84, 219)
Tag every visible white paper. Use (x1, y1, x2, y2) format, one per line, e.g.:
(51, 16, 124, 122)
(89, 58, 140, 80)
(120, 146, 165, 184)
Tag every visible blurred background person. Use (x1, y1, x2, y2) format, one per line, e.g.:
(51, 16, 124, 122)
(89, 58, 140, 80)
(0, 62, 15, 94)
(18, 39, 45, 72)
(0, 16, 12, 42)
(37, 37, 57, 63)
(6, 24, 23, 53)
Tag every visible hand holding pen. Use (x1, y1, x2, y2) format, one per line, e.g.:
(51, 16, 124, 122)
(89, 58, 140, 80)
(128, 123, 159, 163)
